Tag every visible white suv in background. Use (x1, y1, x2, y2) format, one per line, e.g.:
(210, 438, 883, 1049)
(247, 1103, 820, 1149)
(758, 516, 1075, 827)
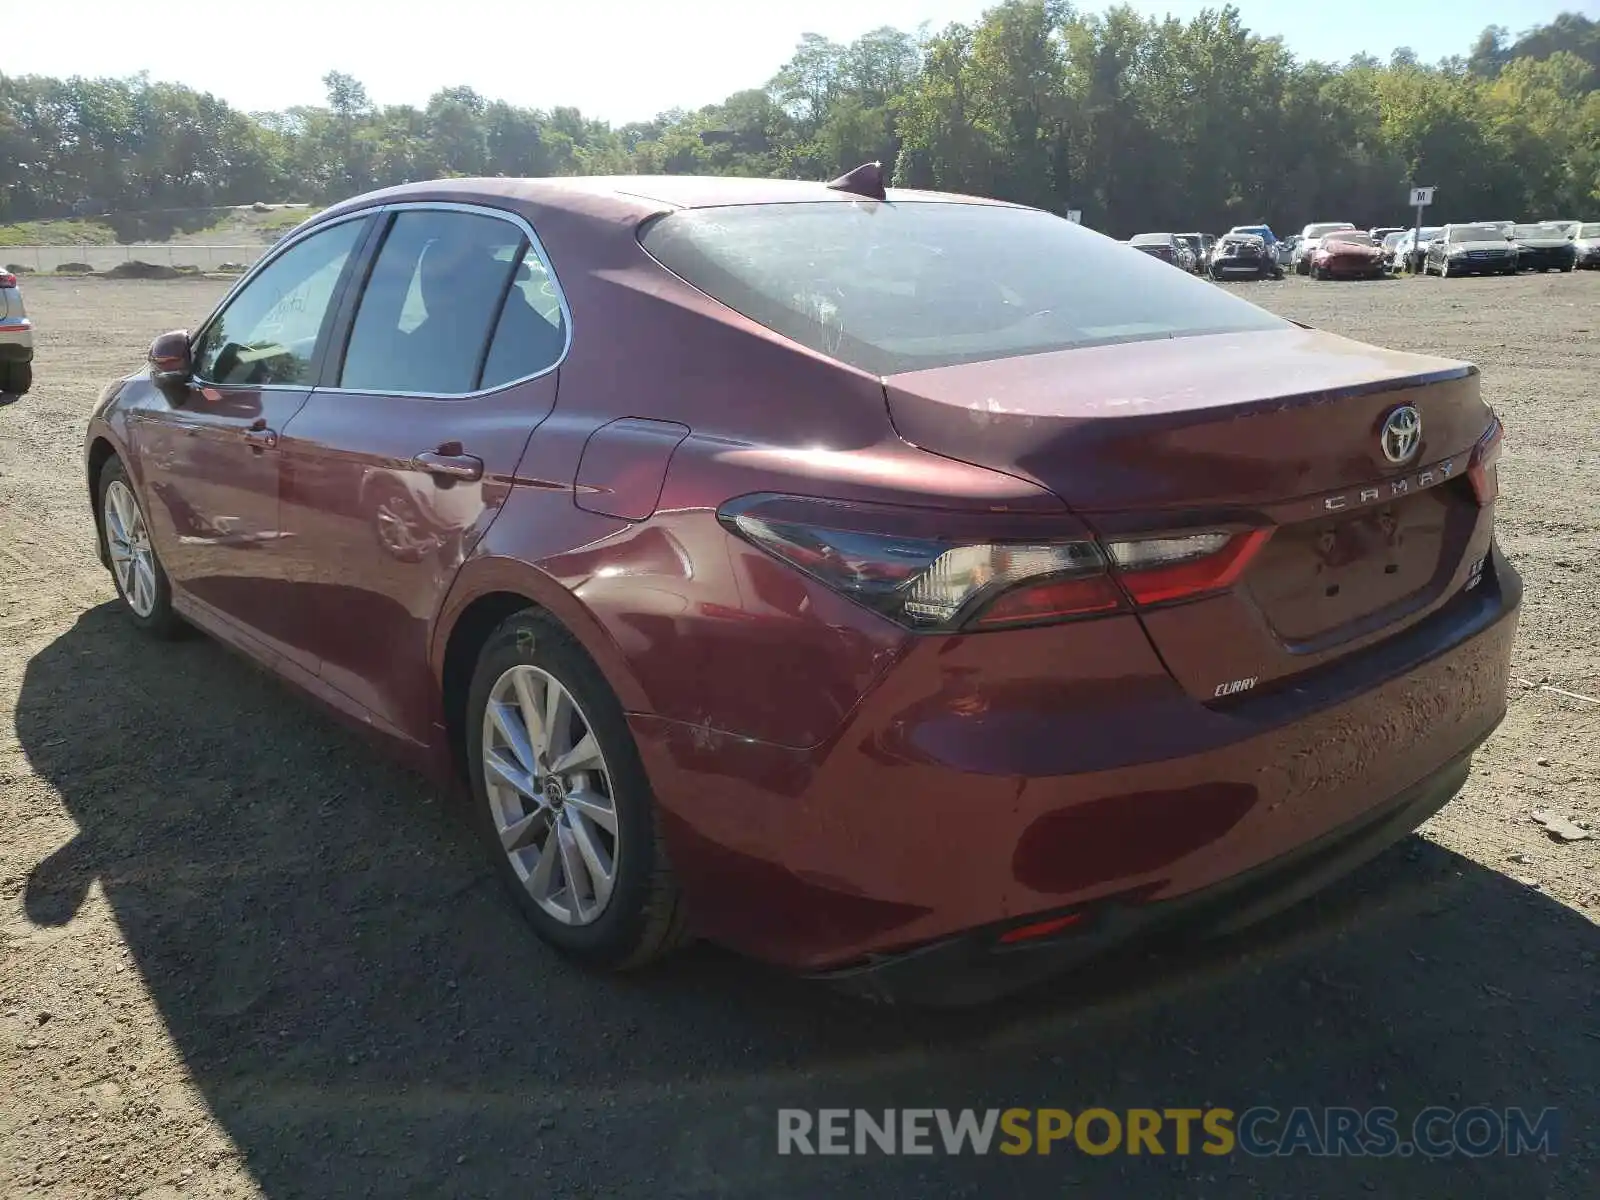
(0, 268, 33, 395)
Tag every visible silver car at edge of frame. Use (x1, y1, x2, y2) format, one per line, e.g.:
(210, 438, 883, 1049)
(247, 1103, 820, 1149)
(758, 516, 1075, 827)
(0, 267, 34, 396)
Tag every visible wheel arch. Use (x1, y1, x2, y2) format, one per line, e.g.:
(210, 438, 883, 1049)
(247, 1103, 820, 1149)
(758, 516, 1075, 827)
(432, 557, 649, 782)
(86, 435, 122, 568)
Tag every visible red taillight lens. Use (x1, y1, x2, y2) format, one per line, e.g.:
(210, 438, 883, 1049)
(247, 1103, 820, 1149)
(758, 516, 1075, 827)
(966, 573, 1124, 629)
(1468, 417, 1503, 505)
(1106, 529, 1273, 606)
(0, 273, 16, 289)
(720, 494, 1271, 633)
(720, 494, 1115, 632)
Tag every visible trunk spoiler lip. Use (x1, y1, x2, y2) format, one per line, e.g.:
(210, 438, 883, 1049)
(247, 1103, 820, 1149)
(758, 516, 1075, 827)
(882, 329, 1479, 426)
(887, 360, 1481, 435)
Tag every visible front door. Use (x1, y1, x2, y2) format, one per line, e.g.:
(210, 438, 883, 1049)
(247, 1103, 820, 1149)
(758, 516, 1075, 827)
(276, 206, 568, 747)
(132, 216, 371, 664)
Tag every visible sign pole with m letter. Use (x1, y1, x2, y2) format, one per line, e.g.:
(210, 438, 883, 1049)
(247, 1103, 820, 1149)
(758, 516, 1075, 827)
(1409, 185, 1436, 273)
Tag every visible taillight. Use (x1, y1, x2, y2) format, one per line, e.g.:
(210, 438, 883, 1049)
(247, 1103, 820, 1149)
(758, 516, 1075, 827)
(1468, 417, 1503, 505)
(1106, 529, 1273, 606)
(0, 273, 16, 289)
(719, 494, 1272, 633)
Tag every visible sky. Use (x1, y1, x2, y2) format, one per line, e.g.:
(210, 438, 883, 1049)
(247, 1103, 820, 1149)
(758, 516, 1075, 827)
(9, 1, 1594, 125)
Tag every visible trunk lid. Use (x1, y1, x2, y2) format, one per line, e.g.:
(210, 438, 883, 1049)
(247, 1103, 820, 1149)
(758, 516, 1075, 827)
(884, 328, 1496, 699)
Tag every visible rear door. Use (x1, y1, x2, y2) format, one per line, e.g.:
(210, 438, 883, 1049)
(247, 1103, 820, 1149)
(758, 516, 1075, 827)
(275, 204, 568, 747)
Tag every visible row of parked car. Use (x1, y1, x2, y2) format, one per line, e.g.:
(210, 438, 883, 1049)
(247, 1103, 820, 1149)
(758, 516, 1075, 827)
(1127, 219, 1600, 281)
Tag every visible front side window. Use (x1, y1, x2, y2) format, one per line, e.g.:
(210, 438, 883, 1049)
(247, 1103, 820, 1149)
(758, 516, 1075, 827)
(340, 209, 523, 395)
(641, 203, 1286, 375)
(193, 218, 365, 386)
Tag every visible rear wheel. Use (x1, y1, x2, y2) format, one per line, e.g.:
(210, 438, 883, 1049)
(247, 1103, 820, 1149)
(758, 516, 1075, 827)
(0, 360, 30, 395)
(98, 457, 182, 638)
(466, 611, 689, 970)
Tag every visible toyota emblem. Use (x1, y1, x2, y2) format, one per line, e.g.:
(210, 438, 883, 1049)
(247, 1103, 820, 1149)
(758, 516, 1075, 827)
(1380, 405, 1422, 464)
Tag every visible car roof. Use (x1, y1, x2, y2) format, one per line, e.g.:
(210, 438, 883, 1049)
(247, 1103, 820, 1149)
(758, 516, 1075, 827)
(315, 174, 1019, 223)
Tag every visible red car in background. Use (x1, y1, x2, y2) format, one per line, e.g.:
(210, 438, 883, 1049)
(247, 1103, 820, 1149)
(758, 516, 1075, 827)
(83, 170, 1517, 1004)
(1308, 230, 1389, 280)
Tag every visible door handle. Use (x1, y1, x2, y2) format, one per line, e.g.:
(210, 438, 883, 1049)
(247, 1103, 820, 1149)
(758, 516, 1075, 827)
(242, 420, 278, 449)
(413, 450, 484, 482)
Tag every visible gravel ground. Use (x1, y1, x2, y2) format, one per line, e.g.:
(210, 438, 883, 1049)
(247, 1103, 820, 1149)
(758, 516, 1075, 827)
(1, 275, 1596, 1199)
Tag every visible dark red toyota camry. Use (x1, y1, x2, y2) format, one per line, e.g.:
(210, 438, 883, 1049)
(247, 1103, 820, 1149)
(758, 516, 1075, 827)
(83, 171, 1518, 1003)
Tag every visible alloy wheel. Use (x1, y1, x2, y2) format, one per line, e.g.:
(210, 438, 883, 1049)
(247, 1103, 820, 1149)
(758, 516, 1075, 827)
(104, 480, 157, 618)
(480, 663, 620, 926)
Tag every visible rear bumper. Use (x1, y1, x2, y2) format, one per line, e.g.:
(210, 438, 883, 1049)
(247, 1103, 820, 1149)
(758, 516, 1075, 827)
(633, 546, 1520, 979)
(0, 323, 33, 360)
(819, 744, 1478, 1005)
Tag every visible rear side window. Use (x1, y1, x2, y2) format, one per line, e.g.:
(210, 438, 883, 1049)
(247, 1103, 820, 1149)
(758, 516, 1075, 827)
(480, 244, 568, 389)
(640, 203, 1285, 375)
(340, 210, 521, 394)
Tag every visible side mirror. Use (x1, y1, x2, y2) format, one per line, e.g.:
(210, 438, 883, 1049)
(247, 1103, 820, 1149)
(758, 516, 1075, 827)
(148, 330, 193, 401)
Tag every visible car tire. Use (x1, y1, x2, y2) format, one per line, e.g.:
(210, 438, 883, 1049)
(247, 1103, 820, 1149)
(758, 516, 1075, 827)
(1561, 264, 1574, 273)
(98, 457, 183, 638)
(0, 360, 30, 395)
(1440, 259, 1451, 278)
(465, 609, 690, 971)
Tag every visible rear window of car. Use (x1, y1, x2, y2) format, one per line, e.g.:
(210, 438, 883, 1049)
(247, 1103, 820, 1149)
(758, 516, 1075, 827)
(639, 203, 1287, 375)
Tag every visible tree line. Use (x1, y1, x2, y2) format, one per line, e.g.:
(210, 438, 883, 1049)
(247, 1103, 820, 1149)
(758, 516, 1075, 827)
(2, 4, 1597, 238)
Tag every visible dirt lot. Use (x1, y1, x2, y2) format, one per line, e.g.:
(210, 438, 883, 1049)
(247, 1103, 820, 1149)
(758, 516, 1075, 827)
(2, 275, 1597, 1199)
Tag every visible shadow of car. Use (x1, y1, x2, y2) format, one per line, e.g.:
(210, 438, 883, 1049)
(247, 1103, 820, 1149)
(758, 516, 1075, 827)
(15, 604, 1592, 1198)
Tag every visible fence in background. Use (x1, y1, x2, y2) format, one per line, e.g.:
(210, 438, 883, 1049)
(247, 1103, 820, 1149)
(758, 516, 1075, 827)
(1, 244, 267, 273)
